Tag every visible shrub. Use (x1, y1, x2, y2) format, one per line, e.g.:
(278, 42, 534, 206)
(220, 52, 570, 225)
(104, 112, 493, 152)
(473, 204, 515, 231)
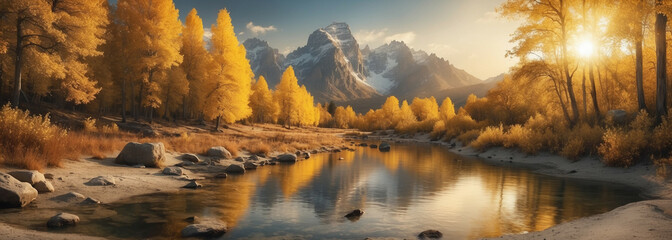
(457, 129, 481, 146)
(100, 123, 119, 134)
(470, 125, 505, 151)
(653, 113, 672, 155)
(430, 120, 446, 139)
(598, 128, 647, 167)
(83, 117, 97, 132)
(0, 105, 67, 170)
(242, 139, 272, 155)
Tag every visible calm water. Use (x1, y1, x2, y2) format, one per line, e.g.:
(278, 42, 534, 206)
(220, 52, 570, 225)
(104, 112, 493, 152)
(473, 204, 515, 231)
(0, 142, 643, 239)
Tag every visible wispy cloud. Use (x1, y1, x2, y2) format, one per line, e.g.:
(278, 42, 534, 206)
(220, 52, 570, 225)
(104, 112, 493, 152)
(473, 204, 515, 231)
(384, 32, 416, 44)
(246, 22, 277, 36)
(428, 43, 459, 56)
(353, 29, 389, 47)
(203, 28, 213, 40)
(476, 11, 500, 23)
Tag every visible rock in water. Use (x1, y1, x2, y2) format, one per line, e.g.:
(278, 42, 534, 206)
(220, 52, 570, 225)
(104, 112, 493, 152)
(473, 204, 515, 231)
(33, 180, 54, 193)
(47, 213, 80, 228)
(86, 176, 116, 186)
(418, 230, 443, 239)
(224, 164, 245, 174)
(115, 142, 166, 167)
(243, 161, 259, 170)
(207, 146, 232, 159)
(344, 209, 365, 219)
(276, 154, 298, 163)
(378, 142, 391, 152)
(181, 153, 201, 163)
(0, 172, 38, 208)
(162, 167, 184, 176)
(303, 152, 311, 159)
(183, 181, 202, 189)
(8, 170, 46, 185)
(369, 144, 377, 148)
(214, 173, 228, 179)
(181, 221, 228, 238)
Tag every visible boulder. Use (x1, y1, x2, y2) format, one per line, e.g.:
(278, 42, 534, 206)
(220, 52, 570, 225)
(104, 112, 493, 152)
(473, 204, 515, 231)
(418, 230, 443, 239)
(181, 221, 228, 238)
(607, 109, 628, 124)
(181, 154, 201, 163)
(276, 154, 298, 163)
(47, 213, 80, 228)
(243, 161, 259, 170)
(303, 152, 311, 159)
(234, 157, 245, 162)
(115, 142, 166, 167)
(8, 170, 45, 185)
(86, 176, 116, 186)
(207, 146, 232, 159)
(345, 209, 364, 219)
(52, 192, 86, 203)
(44, 173, 54, 179)
(162, 167, 184, 176)
(81, 197, 101, 205)
(379, 142, 391, 152)
(224, 164, 245, 174)
(0, 172, 38, 208)
(33, 180, 54, 193)
(183, 181, 202, 189)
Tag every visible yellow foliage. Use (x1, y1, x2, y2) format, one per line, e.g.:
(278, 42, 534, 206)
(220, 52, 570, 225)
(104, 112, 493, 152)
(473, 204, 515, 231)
(395, 100, 419, 133)
(250, 76, 279, 123)
(83, 117, 98, 132)
(410, 97, 439, 121)
(471, 125, 506, 151)
(439, 97, 456, 122)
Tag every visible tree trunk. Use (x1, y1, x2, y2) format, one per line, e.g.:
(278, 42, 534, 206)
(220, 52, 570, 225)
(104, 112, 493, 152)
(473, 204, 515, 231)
(561, 12, 579, 124)
(131, 80, 137, 121)
(0, 66, 4, 102)
(164, 91, 170, 120)
(215, 116, 220, 130)
(121, 77, 127, 123)
(148, 107, 153, 123)
(589, 60, 600, 119)
(582, 66, 588, 117)
(182, 95, 187, 120)
(138, 82, 144, 120)
(655, 2, 668, 119)
(11, 19, 23, 107)
(636, 22, 647, 111)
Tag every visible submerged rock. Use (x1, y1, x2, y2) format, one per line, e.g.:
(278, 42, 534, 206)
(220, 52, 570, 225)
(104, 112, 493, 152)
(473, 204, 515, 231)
(214, 173, 228, 179)
(181, 221, 228, 238)
(207, 146, 232, 159)
(369, 144, 377, 148)
(224, 164, 245, 174)
(243, 161, 259, 170)
(33, 180, 54, 193)
(418, 229, 443, 239)
(47, 213, 80, 228)
(183, 181, 202, 189)
(162, 167, 184, 176)
(8, 170, 46, 185)
(115, 142, 166, 168)
(0, 172, 38, 208)
(86, 176, 116, 186)
(344, 209, 365, 219)
(276, 154, 298, 163)
(378, 142, 391, 152)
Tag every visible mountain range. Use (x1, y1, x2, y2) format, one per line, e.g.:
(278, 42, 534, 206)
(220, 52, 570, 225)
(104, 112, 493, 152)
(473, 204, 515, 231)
(243, 22, 501, 111)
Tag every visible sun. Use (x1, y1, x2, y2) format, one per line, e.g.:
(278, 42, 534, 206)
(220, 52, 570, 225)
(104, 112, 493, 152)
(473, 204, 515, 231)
(577, 39, 594, 58)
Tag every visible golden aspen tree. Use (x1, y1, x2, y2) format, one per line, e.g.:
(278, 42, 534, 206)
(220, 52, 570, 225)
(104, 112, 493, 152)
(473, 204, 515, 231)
(317, 103, 333, 127)
(250, 76, 278, 123)
(204, 9, 253, 129)
(334, 105, 357, 128)
(161, 67, 189, 120)
(275, 66, 301, 128)
(395, 100, 418, 133)
(3, 0, 108, 107)
(410, 97, 439, 121)
(117, 0, 182, 122)
(439, 97, 456, 122)
(296, 85, 317, 126)
(379, 96, 400, 129)
(181, 9, 211, 119)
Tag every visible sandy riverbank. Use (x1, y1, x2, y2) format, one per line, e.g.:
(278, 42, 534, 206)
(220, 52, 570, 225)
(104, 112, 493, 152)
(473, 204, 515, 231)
(365, 132, 672, 240)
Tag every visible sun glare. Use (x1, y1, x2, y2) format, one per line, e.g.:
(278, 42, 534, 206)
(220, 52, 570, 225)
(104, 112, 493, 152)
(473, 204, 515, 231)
(577, 39, 594, 58)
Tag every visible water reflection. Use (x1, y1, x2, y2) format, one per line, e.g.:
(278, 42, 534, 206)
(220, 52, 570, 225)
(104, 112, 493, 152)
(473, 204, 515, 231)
(0, 142, 642, 239)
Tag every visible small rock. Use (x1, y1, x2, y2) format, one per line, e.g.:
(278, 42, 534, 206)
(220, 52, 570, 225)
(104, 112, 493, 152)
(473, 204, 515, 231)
(86, 176, 116, 186)
(243, 161, 259, 170)
(132, 164, 146, 168)
(224, 163, 245, 174)
(8, 170, 46, 185)
(47, 213, 80, 228)
(162, 167, 184, 176)
(214, 173, 228, 179)
(303, 152, 311, 159)
(277, 154, 298, 163)
(33, 180, 54, 193)
(44, 173, 54, 180)
(379, 142, 391, 152)
(369, 144, 377, 148)
(185, 216, 199, 223)
(418, 230, 443, 239)
(175, 161, 195, 167)
(248, 155, 259, 160)
(235, 157, 245, 162)
(207, 146, 232, 159)
(332, 149, 342, 153)
(345, 209, 364, 220)
(358, 143, 368, 147)
(181, 221, 228, 238)
(81, 197, 101, 205)
(310, 149, 319, 154)
(339, 157, 344, 160)
(568, 170, 578, 174)
(181, 153, 201, 163)
(183, 181, 202, 189)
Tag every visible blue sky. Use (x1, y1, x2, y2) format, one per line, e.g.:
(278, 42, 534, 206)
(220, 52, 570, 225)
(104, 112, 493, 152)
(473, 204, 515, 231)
(116, 0, 520, 79)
